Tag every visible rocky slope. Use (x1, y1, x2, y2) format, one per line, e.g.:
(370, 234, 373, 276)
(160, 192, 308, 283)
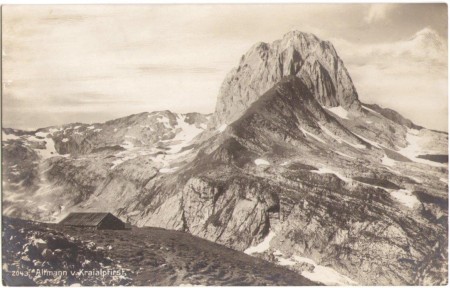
(2, 111, 210, 220)
(3, 217, 315, 286)
(2, 31, 448, 285)
(139, 76, 448, 285)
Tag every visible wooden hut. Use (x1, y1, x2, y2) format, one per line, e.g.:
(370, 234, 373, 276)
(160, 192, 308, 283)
(59, 212, 125, 230)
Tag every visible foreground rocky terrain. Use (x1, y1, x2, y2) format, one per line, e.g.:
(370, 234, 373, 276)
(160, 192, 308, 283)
(3, 217, 315, 286)
(2, 31, 448, 285)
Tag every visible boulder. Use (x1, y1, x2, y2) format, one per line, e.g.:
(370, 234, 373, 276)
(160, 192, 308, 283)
(32, 238, 47, 252)
(41, 249, 54, 261)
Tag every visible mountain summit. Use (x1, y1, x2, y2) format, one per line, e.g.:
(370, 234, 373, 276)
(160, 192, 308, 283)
(214, 31, 361, 125)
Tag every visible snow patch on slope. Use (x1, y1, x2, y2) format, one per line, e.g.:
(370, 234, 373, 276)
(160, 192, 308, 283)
(111, 155, 137, 169)
(156, 116, 171, 128)
(254, 159, 270, 166)
(168, 114, 205, 153)
(397, 128, 447, 167)
(382, 155, 396, 167)
(159, 167, 178, 174)
(353, 133, 381, 148)
(335, 151, 356, 159)
(244, 231, 276, 255)
(324, 106, 349, 119)
(2, 132, 20, 141)
(273, 251, 357, 285)
(110, 140, 138, 169)
(217, 124, 228, 133)
(34, 132, 58, 159)
(120, 141, 134, 150)
(300, 258, 358, 285)
(300, 128, 326, 144)
(362, 105, 382, 116)
(276, 254, 297, 266)
(312, 167, 352, 183)
(391, 189, 420, 209)
(320, 124, 366, 149)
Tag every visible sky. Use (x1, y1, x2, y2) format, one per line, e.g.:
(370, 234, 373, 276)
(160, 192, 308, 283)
(2, 4, 448, 131)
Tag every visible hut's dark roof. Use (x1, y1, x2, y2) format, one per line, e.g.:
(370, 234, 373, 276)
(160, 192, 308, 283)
(59, 212, 111, 226)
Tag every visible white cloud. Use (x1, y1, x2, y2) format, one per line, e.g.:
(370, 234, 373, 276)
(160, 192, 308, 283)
(364, 4, 396, 24)
(333, 27, 447, 68)
(332, 28, 448, 131)
(2, 5, 447, 131)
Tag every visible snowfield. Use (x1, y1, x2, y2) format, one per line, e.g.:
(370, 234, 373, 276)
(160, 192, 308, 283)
(168, 115, 205, 153)
(397, 128, 447, 167)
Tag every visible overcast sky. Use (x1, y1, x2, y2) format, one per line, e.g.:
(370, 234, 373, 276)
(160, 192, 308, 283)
(2, 4, 448, 131)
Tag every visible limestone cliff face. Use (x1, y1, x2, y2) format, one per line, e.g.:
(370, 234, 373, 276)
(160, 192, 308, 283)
(214, 31, 361, 125)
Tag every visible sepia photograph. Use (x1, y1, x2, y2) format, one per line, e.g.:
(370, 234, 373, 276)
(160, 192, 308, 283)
(1, 3, 448, 286)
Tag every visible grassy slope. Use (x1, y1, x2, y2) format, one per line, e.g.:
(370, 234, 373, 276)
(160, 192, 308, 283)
(3, 217, 316, 286)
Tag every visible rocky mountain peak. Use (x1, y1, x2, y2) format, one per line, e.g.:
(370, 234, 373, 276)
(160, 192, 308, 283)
(213, 31, 361, 126)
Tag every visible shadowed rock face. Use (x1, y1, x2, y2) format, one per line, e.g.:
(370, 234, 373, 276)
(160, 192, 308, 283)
(2, 31, 448, 285)
(213, 31, 361, 126)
